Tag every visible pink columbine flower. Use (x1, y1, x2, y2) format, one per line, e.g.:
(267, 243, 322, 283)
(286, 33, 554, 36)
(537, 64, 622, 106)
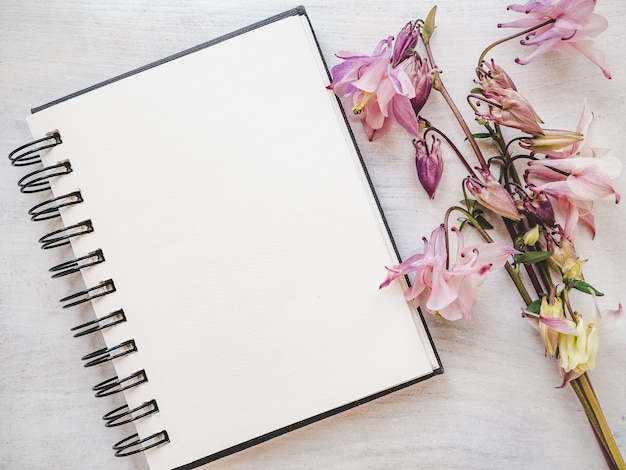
(433, 229, 520, 322)
(414, 136, 443, 199)
(476, 59, 518, 91)
(538, 299, 623, 387)
(499, 0, 611, 79)
(476, 87, 544, 135)
(525, 104, 621, 236)
(528, 104, 609, 159)
(328, 37, 421, 140)
(380, 225, 518, 323)
(526, 155, 621, 236)
(466, 168, 522, 221)
(379, 225, 448, 308)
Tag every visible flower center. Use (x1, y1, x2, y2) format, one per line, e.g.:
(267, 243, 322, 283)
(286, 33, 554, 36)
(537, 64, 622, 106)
(352, 92, 376, 115)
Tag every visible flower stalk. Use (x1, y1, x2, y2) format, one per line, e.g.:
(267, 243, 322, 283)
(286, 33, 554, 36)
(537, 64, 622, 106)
(329, 2, 623, 465)
(423, 46, 489, 172)
(570, 374, 626, 470)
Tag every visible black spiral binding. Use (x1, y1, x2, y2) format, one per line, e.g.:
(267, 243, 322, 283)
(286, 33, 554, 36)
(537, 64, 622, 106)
(93, 369, 149, 398)
(103, 399, 159, 427)
(8, 133, 168, 457)
(8, 130, 62, 166)
(29, 190, 84, 221)
(18, 160, 73, 193)
(39, 220, 94, 250)
(113, 431, 170, 457)
(70, 308, 126, 337)
(50, 249, 106, 278)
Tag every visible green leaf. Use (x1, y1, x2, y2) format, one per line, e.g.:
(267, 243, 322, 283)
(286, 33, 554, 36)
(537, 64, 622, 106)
(472, 132, 491, 139)
(475, 215, 493, 230)
(525, 298, 542, 314)
(570, 280, 604, 297)
(422, 6, 437, 45)
(470, 87, 483, 94)
(515, 251, 552, 264)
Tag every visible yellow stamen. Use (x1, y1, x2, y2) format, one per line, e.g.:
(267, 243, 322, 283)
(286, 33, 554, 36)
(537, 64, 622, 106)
(352, 92, 375, 115)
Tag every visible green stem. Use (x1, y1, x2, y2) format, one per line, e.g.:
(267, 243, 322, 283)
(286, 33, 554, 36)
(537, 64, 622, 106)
(424, 125, 477, 178)
(424, 14, 624, 469)
(571, 374, 626, 470)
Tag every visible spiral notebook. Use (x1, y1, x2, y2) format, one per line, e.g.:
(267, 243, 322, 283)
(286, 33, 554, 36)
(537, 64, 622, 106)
(8, 7, 442, 470)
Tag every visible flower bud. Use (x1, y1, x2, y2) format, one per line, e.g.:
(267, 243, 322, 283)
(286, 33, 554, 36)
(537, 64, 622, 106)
(465, 169, 521, 221)
(547, 234, 574, 267)
(521, 188, 556, 227)
(392, 21, 420, 68)
(520, 129, 583, 154)
(562, 258, 586, 281)
(523, 225, 540, 246)
(539, 294, 564, 357)
(477, 88, 544, 135)
(410, 59, 434, 116)
(414, 136, 443, 199)
(477, 59, 517, 91)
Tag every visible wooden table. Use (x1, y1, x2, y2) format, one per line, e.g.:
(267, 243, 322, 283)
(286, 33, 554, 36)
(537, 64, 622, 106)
(1, 1, 624, 468)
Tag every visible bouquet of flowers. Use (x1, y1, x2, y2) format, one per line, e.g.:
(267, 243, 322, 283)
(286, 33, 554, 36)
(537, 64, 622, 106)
(328, 1, 623, 467)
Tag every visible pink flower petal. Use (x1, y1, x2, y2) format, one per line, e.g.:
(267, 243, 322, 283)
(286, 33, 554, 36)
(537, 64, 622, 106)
(391, 96, 420, 136)
(594, 303, 624, 335)
(539, 316, 579, 335)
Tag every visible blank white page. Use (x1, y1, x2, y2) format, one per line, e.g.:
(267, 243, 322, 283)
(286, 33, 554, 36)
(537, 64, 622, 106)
(27, 9, 440, 470)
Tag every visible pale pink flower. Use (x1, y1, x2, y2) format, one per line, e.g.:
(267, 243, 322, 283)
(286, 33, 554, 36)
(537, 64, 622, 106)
(380, 226, 517, 323)
(528, 157, 621, 201)
(499, 0, 611, 79)
(466, 168, 522, 221)
(526, 155, 621, 236)
(432, 229, 520, 322)
(379, 225, 448, 307)
(328, 37, 420, 140)
(476, 87, 544, 135)
(525, 104, 608, 159)
(524, 104, 620, 236)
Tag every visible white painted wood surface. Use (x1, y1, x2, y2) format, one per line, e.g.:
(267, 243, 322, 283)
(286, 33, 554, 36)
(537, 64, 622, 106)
(1, 1, 624, 469)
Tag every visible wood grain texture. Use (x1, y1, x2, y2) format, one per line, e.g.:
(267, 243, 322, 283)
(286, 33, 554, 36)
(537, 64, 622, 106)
(1, 1, 624, 469)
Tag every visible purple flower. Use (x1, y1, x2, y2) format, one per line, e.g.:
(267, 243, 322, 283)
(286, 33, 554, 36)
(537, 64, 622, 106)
(409, 58, 434, 116)
(328, 37, 422, 140)
(521, 187, 556, 227)
(414, 136, 443, 199)
(392, 21, 420, 68)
